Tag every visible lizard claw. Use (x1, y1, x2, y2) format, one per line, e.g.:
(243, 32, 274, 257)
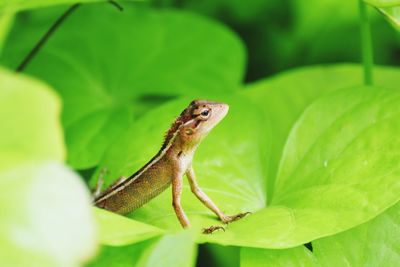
(202, 225, 225, 234)
(222, 211, 251, 224)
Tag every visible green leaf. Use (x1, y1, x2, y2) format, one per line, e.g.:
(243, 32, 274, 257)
(0, 162, 97, 267)
(203, 244, 240, 267)
(0, 67, 65, 170)
(272, 86, 400, 246)
(95, 208, 164, 246)
(1, 4, 245, 168)
(313, 201, 400, 266)
(136, 231, 197, 267)
(241, 246, 318, 267)
(87, 240, 152, 267)
(241, 201, 400, 266)
(202, 86, 400, 248)
(88, 231, 197, 267)
(91, 96, 268, 239)
(0, 10, 14, 55)
(293, 0, 361, 39)
(364, 0, 400, 7)
(377, 5, 400, 30)
(364, 0, 400, 30)
(241, 64, 400, 201)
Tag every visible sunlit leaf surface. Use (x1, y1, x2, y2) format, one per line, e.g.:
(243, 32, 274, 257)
(0, 67, 64, 170)
(0, 162, 97, 267)
(95, 208, 163, 246)
(241, 201, 400, 266)
(242, 64, 400, 200)
(313, 201, 400, 266)
(88, 231, 197, 267)
(203, 86, 400, 248)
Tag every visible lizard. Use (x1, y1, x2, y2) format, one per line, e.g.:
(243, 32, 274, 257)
(93, 100, 250, 232)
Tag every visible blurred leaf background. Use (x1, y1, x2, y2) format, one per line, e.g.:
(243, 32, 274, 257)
(0, 0, 399, 266)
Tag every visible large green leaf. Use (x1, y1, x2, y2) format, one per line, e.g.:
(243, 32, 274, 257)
(272, 86, 400, 246)
(95, 208, 163, 246)
(313, 201, 400, 266)
(241, 64, 400, 201)
(241, 201, 400, 266)
(88, 231, 197, 267)
(0, 67, 65, 170)
(1, 3, 245, 168)
(92, 96, 268, 244)
(0, 162, 97, 267)
(202, 86, 400, 248)
(364, 0, 400, 7)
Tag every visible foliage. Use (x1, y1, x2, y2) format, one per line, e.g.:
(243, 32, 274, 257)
(241, 201, 400, 266)
(0, 0, 399, 266)
(0, 67, 97, 267)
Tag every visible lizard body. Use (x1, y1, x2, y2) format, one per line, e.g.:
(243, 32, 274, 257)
(94, 100, 249, 229)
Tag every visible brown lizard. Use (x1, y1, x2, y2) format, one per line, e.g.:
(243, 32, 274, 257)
(93, 100, 250, 232)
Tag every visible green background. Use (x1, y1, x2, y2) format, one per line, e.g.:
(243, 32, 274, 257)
(0, 0, 399, 266)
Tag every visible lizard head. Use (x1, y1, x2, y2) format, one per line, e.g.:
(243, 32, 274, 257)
(180, 100, 229, 142)
(162, 100, 229, 151)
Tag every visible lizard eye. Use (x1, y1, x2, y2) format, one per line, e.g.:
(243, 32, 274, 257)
(200, 109, 210, 119)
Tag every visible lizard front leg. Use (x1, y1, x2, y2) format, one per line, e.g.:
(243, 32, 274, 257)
(186, 166, 250, 224)
(172, 172, 190, 228)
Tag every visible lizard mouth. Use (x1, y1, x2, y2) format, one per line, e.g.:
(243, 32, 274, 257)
(214, 103, 229, 122)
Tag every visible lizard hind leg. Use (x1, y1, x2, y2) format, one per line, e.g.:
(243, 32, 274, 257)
(92, 167, 108, 199)
(92, 167, 127, 200)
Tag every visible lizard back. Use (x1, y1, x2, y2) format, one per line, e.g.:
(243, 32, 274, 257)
(94, 155, 172, 214)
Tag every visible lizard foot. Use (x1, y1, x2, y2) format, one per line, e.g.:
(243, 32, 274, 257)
(202, 225, 225, 234)
(222, 212, 251, 224)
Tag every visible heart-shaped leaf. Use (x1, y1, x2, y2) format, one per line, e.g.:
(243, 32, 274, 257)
(202, 86, 400, 248)
(241, 64, 400, 201)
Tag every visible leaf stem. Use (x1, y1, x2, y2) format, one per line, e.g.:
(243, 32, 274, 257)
(16, 1, 124, 72)
(359, 0, 374, 85)
(16, 3, 81, 72)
